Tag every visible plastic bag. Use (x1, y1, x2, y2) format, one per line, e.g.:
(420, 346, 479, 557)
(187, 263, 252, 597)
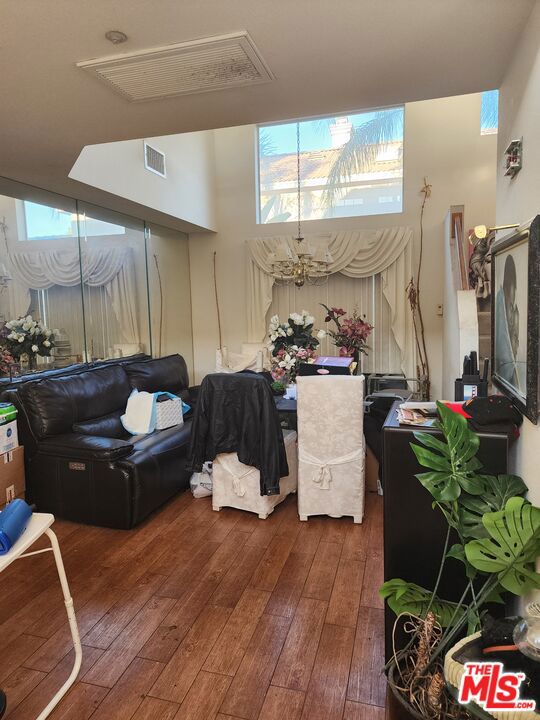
(190, 461, 213, 498)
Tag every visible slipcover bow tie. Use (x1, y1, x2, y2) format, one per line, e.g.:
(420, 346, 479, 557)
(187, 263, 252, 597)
(299, 448, 364, 490)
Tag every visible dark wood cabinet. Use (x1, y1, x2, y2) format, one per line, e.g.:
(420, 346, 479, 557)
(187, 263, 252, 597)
(382, 402, 511, 660)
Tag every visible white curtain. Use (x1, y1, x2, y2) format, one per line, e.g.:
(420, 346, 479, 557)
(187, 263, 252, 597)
(247, 227, 415, 379)
(269, 274, 402, 375)
(7, 246, 140, 348)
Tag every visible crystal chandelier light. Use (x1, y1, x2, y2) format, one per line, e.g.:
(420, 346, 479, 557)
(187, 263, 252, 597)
(269, 122, 332, 287)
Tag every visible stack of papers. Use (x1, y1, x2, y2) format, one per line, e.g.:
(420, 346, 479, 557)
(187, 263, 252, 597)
(397, 402, 438, 426)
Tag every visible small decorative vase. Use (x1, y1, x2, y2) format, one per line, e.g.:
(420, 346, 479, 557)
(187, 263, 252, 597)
(20, 353, 37, 372)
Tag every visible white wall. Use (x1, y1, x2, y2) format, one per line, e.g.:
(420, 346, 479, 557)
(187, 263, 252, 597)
(496, 0, 540, 505)
(189, 94, 497, 388)
(70, 131, 217, 232)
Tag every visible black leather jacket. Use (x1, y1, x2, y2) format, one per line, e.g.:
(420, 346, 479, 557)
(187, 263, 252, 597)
(188, 373, 288, 495)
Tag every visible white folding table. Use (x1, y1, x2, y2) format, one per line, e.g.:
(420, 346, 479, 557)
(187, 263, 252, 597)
(0, 513, 82, 720)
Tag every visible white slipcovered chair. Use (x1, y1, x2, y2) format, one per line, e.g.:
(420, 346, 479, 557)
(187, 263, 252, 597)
(212, 429, 298, 519)
(215, 344, 269, 373)
(296, 375, 365, 523)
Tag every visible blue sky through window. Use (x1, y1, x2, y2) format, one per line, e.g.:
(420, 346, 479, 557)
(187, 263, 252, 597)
(260, 108, 404, 156)
(23, 201, 126, 240)
(24, 201, 74, 239)
(481, 90, 499, 133)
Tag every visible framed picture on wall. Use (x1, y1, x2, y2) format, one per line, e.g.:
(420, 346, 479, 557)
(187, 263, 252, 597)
(491, 215, 540, 423)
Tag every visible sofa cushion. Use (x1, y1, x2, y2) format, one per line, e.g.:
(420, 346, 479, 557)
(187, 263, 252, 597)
(125, 355, 190, 403)
(131, 419, 192, 457)
(73, 411, 127, 439)
(19, 365, 131, 439)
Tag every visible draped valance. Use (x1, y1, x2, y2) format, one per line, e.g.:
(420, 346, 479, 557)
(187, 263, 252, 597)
(246, 226, 416, 379)
(8, 247, 132, 290)
(6, 246, 139, 345)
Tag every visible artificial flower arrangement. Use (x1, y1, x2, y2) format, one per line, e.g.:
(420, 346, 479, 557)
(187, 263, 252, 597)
(320, 304, 373, 359)
(0, 347, 15, 377)
(268, 311, 322, 384)
(0, 315, 56, 364)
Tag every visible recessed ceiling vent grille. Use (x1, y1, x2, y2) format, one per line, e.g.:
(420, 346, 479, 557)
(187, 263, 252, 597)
(77, 31, 274, 102)
(144, 142, 166, 177)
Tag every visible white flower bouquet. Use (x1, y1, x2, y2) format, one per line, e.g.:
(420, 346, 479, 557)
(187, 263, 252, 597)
(1, 315, 57, 361)
(268, 311, 319, 383)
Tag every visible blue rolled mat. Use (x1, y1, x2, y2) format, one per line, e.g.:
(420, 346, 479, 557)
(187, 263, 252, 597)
(0, 499, 32, 555)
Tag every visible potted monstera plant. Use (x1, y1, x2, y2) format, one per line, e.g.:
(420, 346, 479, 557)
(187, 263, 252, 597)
(380, 401, 540, 720)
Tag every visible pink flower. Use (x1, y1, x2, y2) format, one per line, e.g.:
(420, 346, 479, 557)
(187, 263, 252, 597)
(271, 366, 286, 381)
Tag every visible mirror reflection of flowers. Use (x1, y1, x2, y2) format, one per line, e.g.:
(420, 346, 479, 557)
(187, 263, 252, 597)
(320, 304, 373, 359)
(268, 311, 319, 383)
(0, 347, 15, 377)
(0, 315, 57, 360)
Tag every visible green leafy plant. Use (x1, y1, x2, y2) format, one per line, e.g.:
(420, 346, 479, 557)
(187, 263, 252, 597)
(270, 380, 286, 396)
(380, 401, 540, 716)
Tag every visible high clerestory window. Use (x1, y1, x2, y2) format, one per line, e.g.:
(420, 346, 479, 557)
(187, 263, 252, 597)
(257, 106, 404, 224)
(480, 90, 499, 135)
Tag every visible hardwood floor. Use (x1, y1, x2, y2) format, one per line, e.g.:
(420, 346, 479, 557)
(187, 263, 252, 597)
(0, 490, 386, 720)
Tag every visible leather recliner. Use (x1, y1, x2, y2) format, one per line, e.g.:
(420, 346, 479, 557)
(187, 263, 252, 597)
(2, 354, 197, 529)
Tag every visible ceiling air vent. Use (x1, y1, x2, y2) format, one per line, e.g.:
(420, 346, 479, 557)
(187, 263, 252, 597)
(144, 142, 166, 178)
(76, 31, 274, 102)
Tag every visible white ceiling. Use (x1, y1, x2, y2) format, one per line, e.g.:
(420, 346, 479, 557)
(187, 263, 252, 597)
(0, 0, 534, 226)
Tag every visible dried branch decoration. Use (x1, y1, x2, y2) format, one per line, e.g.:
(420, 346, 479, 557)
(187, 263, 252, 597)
(407, 177, 432, 399)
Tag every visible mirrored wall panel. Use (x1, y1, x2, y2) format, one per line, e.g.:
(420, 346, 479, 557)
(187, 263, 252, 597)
(0, 178, 186, 379)
(78, 202, 150, 362)
(147, 222, 193, 378)
(0, 183, 85, 374)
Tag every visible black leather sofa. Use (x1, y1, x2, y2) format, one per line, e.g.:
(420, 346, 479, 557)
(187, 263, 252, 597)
(2, 354, 197, 529)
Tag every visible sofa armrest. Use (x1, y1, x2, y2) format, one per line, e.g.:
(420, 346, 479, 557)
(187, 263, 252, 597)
(38, 433, 134, 462)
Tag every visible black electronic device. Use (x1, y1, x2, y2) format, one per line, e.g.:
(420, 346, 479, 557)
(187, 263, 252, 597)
(455, 352, 489, 401)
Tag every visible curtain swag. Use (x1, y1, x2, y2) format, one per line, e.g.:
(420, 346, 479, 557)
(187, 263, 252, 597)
(246, 226, 415, 379)
(9, 247, 132, 290)
(8, 247, 140, 344)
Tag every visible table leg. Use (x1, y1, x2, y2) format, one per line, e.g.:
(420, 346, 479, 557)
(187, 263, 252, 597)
(35, 529, 82, 720)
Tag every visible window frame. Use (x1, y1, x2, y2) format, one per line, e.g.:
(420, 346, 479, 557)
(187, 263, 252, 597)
(256, 104, 405, 225)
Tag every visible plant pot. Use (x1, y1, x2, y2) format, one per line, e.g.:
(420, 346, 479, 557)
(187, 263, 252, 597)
(387, 661, 426, 720)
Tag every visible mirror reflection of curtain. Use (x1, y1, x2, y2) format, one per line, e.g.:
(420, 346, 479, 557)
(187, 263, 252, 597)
(36, 284, 124, 360)
(8, 247, 142, 360)
(268, 272, 401, 374)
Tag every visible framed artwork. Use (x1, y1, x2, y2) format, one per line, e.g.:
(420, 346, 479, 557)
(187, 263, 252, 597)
(491, 215, 540, 423)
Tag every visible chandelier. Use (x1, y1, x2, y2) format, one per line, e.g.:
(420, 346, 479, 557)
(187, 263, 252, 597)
(269, 122, 332, 287)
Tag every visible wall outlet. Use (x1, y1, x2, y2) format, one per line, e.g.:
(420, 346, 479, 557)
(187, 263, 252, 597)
(437, 304, 444, 317)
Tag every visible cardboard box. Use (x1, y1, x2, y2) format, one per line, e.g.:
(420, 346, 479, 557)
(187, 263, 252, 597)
(0, 420, 18, 455)
(0, 446, 25, 508)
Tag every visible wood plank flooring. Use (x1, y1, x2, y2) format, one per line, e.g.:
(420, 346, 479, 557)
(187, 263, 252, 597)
(0, 490, 386, 720)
